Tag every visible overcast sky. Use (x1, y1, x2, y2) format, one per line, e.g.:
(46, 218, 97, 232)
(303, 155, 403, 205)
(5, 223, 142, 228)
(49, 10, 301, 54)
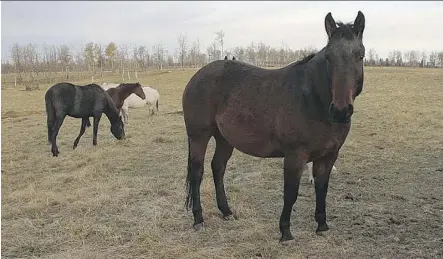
(2, 1, 443, 61)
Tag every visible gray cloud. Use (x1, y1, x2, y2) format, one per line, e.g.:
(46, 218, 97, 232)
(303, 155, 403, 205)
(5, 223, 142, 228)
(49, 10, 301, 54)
(2, 1, 443, 60)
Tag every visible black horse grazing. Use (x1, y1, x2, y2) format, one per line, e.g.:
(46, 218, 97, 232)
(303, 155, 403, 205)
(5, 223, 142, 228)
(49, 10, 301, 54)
(182, 11, 366, 244)
(45, 82, 125, 157)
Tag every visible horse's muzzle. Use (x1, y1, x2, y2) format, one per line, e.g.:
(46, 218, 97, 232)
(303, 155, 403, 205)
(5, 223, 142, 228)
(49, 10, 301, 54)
(329, 103, 353, 124)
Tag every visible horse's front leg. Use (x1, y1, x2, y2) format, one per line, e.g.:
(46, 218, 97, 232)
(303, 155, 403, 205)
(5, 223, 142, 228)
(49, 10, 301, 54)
(92, 113, 102, 146)
(73, 118, 88, 149)
(122, 107, 129, 124)
(312, 151, 338, 234)
(279, 151, 307, 244)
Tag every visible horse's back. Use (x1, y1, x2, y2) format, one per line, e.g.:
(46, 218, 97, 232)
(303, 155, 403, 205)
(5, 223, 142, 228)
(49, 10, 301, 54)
(46, 82, 104, 117)
(143, 87, 159, 104)
(182, 60, 291, 156)
(101, 82, 119, 90)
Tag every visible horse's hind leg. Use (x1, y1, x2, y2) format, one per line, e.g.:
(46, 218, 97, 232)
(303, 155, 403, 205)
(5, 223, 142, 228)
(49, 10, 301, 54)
(73, 118, 88, 149)
(186, 132, 211, 230)
(211, 131, 235, 219)
(47, 119, 54, 144)
(50, 114, 66, 157)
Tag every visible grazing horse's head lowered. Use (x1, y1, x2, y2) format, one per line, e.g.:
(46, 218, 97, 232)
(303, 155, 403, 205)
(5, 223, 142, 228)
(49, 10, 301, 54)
(324, 11, 365, 123)
(110, 115, 125, 140)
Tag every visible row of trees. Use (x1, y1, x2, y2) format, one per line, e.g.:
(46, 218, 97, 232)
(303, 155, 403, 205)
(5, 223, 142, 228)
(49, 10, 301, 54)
(2, 30, 443, 90)
(365, 49, 443, 68)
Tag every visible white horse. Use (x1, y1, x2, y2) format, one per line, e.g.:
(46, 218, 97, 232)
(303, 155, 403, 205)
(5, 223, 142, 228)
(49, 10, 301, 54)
(101, 83, 160, 124)
(304, 162, 338, 184)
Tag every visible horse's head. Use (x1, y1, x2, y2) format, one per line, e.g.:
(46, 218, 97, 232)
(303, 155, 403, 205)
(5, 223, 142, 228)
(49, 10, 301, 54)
(133, 82, 146, 100)
(110, 115, 125, 140)
(324, 11, 365, 123)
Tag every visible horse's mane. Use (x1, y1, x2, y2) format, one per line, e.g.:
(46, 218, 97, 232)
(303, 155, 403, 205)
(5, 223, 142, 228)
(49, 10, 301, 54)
(289, 53, 316, 68)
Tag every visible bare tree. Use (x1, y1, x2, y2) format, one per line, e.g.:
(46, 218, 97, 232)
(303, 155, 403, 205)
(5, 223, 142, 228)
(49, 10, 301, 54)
(84, 42, 96, 80)
(189, 39, 199, 68)
(96, 44, 105, 79)
(395, 51, 403, 66)
(105, 42, 118, 72)
(246, 42, 256, 65)
(178, 33, 188, 69)
(257, 42, 269, 67)
(152, 43, 165, 70)
(420, 50, 427, 67)
(216, 30, 225, 59)
(409, 50, 418, 67)
(438, 51, 443, 68)
(21, 44, 39, 90)
(11, 43, 23, 87)
(429, 51, 438, 67)
(58, 45, 71, 80)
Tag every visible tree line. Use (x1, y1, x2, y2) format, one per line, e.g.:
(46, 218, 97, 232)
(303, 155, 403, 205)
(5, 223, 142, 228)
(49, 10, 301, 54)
(2, 30, 442, 90)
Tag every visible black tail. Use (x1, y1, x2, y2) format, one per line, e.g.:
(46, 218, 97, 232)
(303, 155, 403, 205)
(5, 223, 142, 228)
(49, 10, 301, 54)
(185, 138, 193, 211)
(45, 92, 55, 143)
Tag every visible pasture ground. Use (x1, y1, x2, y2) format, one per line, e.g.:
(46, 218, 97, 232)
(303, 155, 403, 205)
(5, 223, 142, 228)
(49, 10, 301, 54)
(1, 67, 443, 259)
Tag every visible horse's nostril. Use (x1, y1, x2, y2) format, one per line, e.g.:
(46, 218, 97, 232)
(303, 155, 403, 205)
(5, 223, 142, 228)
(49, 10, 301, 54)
(329, 103, 335, 114)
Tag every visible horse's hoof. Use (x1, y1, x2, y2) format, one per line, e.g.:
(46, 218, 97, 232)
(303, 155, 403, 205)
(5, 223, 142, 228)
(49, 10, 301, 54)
(193, 222, 205, 231)
(223, 214, 237, 221)
(279, 237, 295, 246)
(316, 223, 329, 235)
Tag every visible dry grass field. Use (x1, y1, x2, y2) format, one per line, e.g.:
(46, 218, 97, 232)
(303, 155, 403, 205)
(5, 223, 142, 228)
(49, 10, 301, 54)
(1, 67, 443, 259)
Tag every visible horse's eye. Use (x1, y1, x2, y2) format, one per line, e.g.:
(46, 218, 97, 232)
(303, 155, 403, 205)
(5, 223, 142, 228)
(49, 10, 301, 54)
(359, 55, 365, 61)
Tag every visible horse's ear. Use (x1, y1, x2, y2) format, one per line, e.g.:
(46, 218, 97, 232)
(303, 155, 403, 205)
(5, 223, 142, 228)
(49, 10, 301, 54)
(353, 11, 365, 39)
(224, 56, 228, 60)
(325, 12, 337, 39)
(232, 56, 236, 60)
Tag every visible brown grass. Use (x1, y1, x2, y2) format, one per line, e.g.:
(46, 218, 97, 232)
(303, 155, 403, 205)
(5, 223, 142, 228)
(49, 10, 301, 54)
(2, 67, 443, 259)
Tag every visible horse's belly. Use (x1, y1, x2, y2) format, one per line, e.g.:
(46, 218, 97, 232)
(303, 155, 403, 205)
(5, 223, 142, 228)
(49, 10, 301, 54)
(128, 98, 146, 108)
(215, 113, 281, 158)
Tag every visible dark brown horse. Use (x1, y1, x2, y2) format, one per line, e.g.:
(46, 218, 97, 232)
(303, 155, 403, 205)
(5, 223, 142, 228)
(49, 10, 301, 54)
(86, 82, 146, 126)
(105, 82, 146, 110)
(182, 11, 366, 244)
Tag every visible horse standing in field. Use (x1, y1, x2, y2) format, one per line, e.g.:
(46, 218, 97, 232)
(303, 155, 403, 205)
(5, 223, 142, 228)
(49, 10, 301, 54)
(103, 83, 160, 123)
(45, 82, 125, 157)
(125, 86, 160, 116)
(182, 11, 366, 244)
(100, 82, 146, 123)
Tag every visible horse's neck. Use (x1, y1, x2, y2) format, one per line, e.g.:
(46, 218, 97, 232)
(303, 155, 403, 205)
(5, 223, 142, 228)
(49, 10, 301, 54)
(301, 53, 333, 122)
(104, 96, 119, 122)
(119, 85, 136, 100)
